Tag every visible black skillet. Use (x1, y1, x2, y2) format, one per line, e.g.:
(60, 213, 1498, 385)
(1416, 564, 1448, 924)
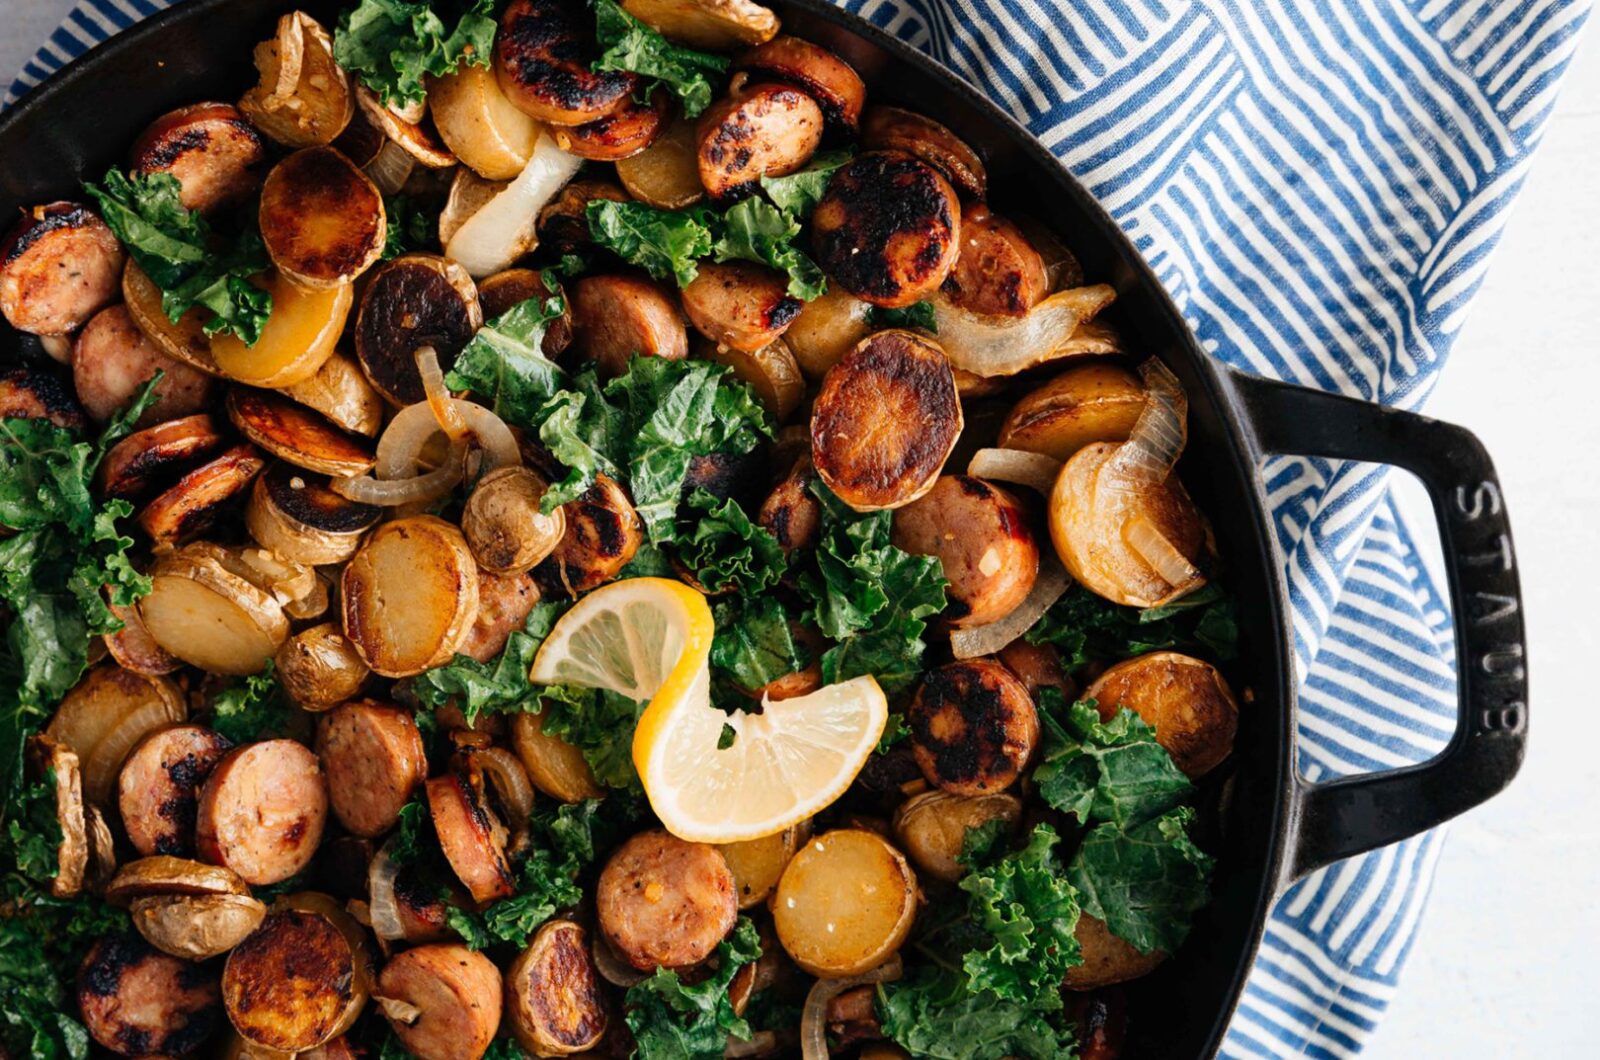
(0, 0, 1529, 1055)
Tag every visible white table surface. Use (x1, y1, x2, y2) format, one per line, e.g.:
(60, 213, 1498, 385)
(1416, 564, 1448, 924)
(2, 5, 1594, 1057)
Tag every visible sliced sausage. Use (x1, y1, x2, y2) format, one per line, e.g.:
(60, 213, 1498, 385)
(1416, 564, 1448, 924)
(495, 0, 636, 126)
(356, 253, 483, 405)
(98, 413, 225, 501)
(596, 829, 737, 971)
(427, 769, 516, 903)
(130, 102, 265, 213)
(393, 865, 461, 943)
(941, 204, 1048, 316)
(118, 724, 233, 858)
(734, 36, 866, 131)
(137, 443, 267, 547)
(681, 260, 802, 353)
(196, 739, 329, 885)
(758, 466, 820, 557)
(997, 639, 1076, 704)
(77, 933, 221, 1057)
(478, 268, 574, 356)
(104, 599, 184, 676)
(860, 105, 987, 200)
(890, 475, 1039, 628)
(532, 474, 644, 597)
(460, 570, 540, 662)
(1084, 652, 1239, 778)
(223, 910, 358, 1051)
(909, 658, 1039, 796)
(505, 921, 607, 1056)
(552, 92, 668, 161)
(379, 945, 503, 1060)
(0, 202, 125, 335)
(73, 304, 215, 425)
(316, 700, 427, 837)
(811, 151, 961, 308)
(569, 274, 688, 377)
(696, 82, 824, 201)
(0, 360, 85, 428)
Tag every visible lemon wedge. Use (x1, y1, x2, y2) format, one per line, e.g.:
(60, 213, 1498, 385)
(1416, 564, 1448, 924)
(529, 577, 887, 843)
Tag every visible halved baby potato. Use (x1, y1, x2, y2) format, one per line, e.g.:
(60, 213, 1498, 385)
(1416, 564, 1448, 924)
(239, 11, 354, 148)
(552, 92, 668, 161)
(772, 829, 918, 977)
(45, 665, 186, 807)
(139, 542, 291, 675)
(810, 329, 962, 511)
(537, 179, 629, 248)
(355, 254, 483, 406)
(429, 60, 544, 180)
(123, 259, 221, 376)
(892, 791, 1021, 882)
(246, 462, 381, 565)
(1065, 913, 1167, 990)
(276, 622, 371, 711)
(258, 147, 385, 288)
(356, 85, 456, 169)
(511, 710, 605, 803)
(211, 274, 351, 388)
(223, 908, 363, 1052)
(505, 920, 608, 1056)
(103, 598, 183, 676)
(697, 335, 805, 422)
(1085, 652, 1239, 778)
(719, 823, 805, 909)
(341, 515, 480, 677)
(999, 363, 1145, 461)
(622, 0, 779, 49)
(861, 105, 986, 200)
(26, 735, 88, 897)
(132, 892, 268, 960)
(784, 283, 871, 380)
(98, 413, 225, 501)
(106, 855, 250, 904)
(462, 466, 566, 575)
(227, 388, 376, 477)
(615, 115, 704, 209)
(281, 351, 384, 437)
(137, 443, 267, 547)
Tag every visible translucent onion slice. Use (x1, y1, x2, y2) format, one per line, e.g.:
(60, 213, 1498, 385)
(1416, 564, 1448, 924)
(332, 438, 466, 505)
(966, 447, 1063, 494)
(592, 932, 647, 988)
(800, 955, 903, 1060)
(931, 284, 1117, 378)
(455, 402, 520, 474)
(472, 747, 534, 829)
(446, 133, 584, 277)
(1124, 515, 1206, 598)
(365, 140, 417, 195)
(1101, 358, 1187, 490)
(374, 994, 423, 1025)
(367, 843, 406, 942)
(950, 554, 1071, 660)
(416, 346, 469, 440)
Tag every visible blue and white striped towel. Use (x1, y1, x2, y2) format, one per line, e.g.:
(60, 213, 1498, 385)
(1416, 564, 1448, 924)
(7, 1, 1589, 1055)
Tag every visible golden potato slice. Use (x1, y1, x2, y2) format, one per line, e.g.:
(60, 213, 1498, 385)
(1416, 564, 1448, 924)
(131, 892, 267, 960)
(718, 823, 804, 909)
(772, 829, 917, 977)
(784, 283, 871, 380)
(810, 329, 962, 511)
(355, 254, 482, 406)
(123, 258, 220, 376)
(45, 665, 186, 807)
(341, 516, 480, 677)
(281, 351, 384, 437)
(511, 711, 605, 802)
(1065, 913, 1166, 990)
(623, 0, 779, 49)
(276, 622, 371, 711)
(239, 12, 354, 148)
(271, 892, 376, 1041)
(999, 363, 1145, 461)
(258, 147, 385, 288)
(892, 791, 1020, 882)
(107, 856, 250, 904)
(505, 921, 608, 1056)
(139, 543, 290, 675)
(356, 86, 456, 168)
(615, 115, 704, 209)
(227, 388, 376, 477)
(429, 60, 543, 180)
(223, 910, 358, 1052)
(1085, 652, 1239, 778)
(136, 443, 266, 547)
(246, 462, 381, 566)
(211, 274, 351, 388)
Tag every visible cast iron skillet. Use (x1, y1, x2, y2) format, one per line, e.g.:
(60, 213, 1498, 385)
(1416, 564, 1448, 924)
(0, 1, 1530, 1055)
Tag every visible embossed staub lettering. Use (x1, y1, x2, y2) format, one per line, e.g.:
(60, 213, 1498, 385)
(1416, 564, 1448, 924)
(1453, 481, 1503, 521)
(1449, 478, 1526, 737)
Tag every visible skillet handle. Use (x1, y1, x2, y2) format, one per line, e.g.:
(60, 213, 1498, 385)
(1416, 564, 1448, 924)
(1230, 372, 1528, 882)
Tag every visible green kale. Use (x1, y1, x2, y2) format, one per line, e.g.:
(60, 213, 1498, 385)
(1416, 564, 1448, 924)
(591, 0, 729, 118)
(8, 774, 64, 885)
(958, 823, 1081, 1010)
(449, 800, 604, 949)
(208, 662, 293, 744)
(446, 293, 571, 423)
(333, 0, 496, 108)
(537, 685, 647, 792)
(876, 711, 911, 752)
(866, 300, 938, 333)
(586, 200, 715, 287)
(711, 197, 826, 300)
(1025, 582, 1238, 667)
(1033, 692, 1193, 828)
(411, 600, 569, 723)
(386, 793, 439, 870)
(876, 968, 1079, 1060)
(625, 917, 762, 1059)
(759, 149, 852, 217)
(1067, 806, 1214, 956)
(710, 596, 811, 695)
(83, 169, 272, 344)
(382, 193, 438, 259)
(676, 491, 785, 595)
(533, 369, 628, 509)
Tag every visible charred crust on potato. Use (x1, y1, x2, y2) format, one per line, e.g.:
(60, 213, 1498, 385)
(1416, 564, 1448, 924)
(812, 152, 959, 305)
(262, 462, 380, 534)
(259, 147, 385, 285)
(100, 415, 225, 501)
(223, 910, 353, 1050)
(355, 254, 481, 406)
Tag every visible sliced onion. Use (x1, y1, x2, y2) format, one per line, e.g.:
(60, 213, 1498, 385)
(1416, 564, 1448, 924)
(472, 746, 534, 828)
(1124, 515, 1205, 598)
(367, 843, 406, 942)
(725, 1031, 778, 1057)
(930, 284, 1117, 378)
(800, 955, 903, 1060)
(446, 133, 584, 277)
(416, 346, 469, 441)
(331, 438, 465, 505)
(365, 140, 417, 195)
(966, 448, 1063, 494)
(950, 554, 1070, 660)
(377, 401, 448, 479)
(1101, 359, 1187, 490)
(455, 402, 520, 474)
(592, 932, 647, 988)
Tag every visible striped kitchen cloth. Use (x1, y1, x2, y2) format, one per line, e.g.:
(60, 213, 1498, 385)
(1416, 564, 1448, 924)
(6, 1, 1589, 1056)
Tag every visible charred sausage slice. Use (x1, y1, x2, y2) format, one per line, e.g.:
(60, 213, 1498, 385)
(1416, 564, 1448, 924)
(596, 829, 737, 971)
(569, 274, 688, 377)
(226, 387, 377, 477)
(137, 443, 267, 547)
(0, 360, 86, 428)
(72, 304, 215, 425)
(890, 475, 1039, 628)
(222, 909, 357, 1051)
(427, 769, 516, 903)
(734, 36, 867, 131)
(552, 91, 669, 161)
(496, 0, 637, 126)
(757, 454, 821, 554)
(130, 102, 265, 213)
(376, 943, 504, 1060)
(696, 82, 824, 201)
(98, 413, 225, 501)
(0, 202, 125, 335)
(118, 724, 232, 858)
(77, 933, 221, 1057)
(681, 260, 802, 353)
(505, 920, 608, 1055)
(941, 203, 1048, 317)
(811, 151, 961, 308)
(532, 474, 643, 597)
(909, 658, 1039, 796)
(356, 253, 483, 406)
(460, 570, 541, 662)
(315, 700, 427, 837)
(196, 739, 328, 885)
(258, 146, 386, 288)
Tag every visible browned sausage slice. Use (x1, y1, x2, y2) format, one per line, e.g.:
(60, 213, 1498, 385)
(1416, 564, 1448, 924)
(477, 268, 573, 355)
(196, 739, 329, 885)
(223, 909, 358, 1051)
(505, 920, 608, 1055)
(941, 204, 1048, 317)
(0, 360, 85, 428)
(130, 102, 266, 213)
(552, 91, 668, 161)
(137, 443, 267, 547)
(73, 304, 215, 425)
(459, 570, 540, 662)
(377, 943, 504, 1060)
(77, 933, 222, 1057)
(569, 274, 687, 377)
(98, 413, 226, 501)
(735, 36, 867, 131)
(860, 105, 987, 200)
(104, 599, 184, 676)
(427, 769, 516, 903)
(596, 829, 737, 971)
(909, 659, 1039, 796)
(757, 453, 821, 554)
(495, 0, 637, 126)
(811, 151, 961, 308)
(118, 724, 233, 857)
(997, 639, 1076, 704)
(532, 474, 643, 597)
(696, 83, 824, 201)
(890, 475, 1039, 628)
(315, 700, 427, 837)
(681, 260, 802, 353)
(0, 203, 125, 335)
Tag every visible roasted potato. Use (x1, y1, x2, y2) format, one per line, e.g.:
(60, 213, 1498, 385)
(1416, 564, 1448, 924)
(696, 82, 824, 200)
(227, 388, 376, 477)
(341, 516, 480, 677)
(811, 152, 961, 308)
(280, 350, 384, 438)
(783, 283, 872, 380)
(1085, 652, 1239, 778)
(772, 829, 917, 977)
(462, 466, 567, 575)
(891, 790, 1021, 882)
(258, 147, 386, 288)
(615, 115, 704, 208)
(210, 273, 351, 388)
(122, 258, 220, 376)
(718, 823, 805, 908)
(247, 462, 382, 566)
(239, 12, 353, 148)
(137, 443, 267, 547)
(131, 892, 267, 960)
(276, 622, 371, 710)
(429, 60, 543, 180)
(1065, 913, 1167, 990)
(537, 179, 629, 248)
(512, 709, 606, 802)
(139, 541, 290, 675)
(223, 909, 361, 1051)
(505, 921, 608, 1055)
(103, 598, 183, 676)
(734, 36, 866, 131)
(106, 855, 249, 904)
(909, 659, 1039, 796)
(999, 363, 1145, 461)
(129, 102, 264, 213)
(860, 105, 986, 199)
(533, 474, 643, 597)
(355, 86, 456, 168)
(891, 475, 1039, 627)
(25, 735, 87, 896)
(355, 254, 483, 406)
(44, 665, 186, 809)
(623, 0, 779, 49)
